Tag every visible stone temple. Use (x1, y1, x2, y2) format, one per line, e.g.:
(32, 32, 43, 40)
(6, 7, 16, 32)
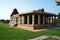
(9, 8, 56, 29)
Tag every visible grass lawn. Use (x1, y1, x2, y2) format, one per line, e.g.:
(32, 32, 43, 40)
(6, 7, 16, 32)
(0, 23, 60, 40)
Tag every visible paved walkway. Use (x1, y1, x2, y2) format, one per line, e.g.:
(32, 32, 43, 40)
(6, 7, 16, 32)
(29, 35, 60, 40)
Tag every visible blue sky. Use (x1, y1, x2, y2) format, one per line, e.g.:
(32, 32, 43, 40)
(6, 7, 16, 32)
(0, 0, 60, 19)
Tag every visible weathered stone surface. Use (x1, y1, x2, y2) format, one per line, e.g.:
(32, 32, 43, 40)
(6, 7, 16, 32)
(9, 8, 56, 29)
(29, 35, 60, 40)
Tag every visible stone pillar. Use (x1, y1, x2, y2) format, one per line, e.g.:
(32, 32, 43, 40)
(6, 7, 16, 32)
(50, 16, 52, 23)
(16, 17, 18, 24)
(22, 16, 24, 24)
(20, 16, 22, 24)
(12, 17, 16, 24)
(49, 16, 52, 24)
(45, 16, 48, 24)
(43, 15, 45, 24)
(18, 17, 20, 24)
(27, 15, 29, 24)
(52, 16, 53, 23)
(32, 14, 35, 25)
(49, 16, 50, 24)
(14, 17, 16, 24)
(47, 16, 49, 24)
(19, 17, 21, 24)
(38, 14, 40, 25)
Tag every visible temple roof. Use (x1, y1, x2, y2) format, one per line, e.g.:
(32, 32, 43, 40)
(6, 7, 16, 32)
(11, 8, 19, 16)
(10, 8, 56, 16)
(19, 9, 56, 16)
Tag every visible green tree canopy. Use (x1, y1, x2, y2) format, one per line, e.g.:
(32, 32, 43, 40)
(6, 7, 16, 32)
(58, 13, 60, 19)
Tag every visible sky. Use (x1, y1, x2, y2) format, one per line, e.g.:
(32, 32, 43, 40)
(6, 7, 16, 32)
(0, 0, 60, 20)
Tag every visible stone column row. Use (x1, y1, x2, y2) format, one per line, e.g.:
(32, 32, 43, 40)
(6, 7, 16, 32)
(26, 14, 45, 25)
(19, 15, 56, 25)
(46, 16, 52, 24)
(45, 16, 56, 24)
(19, 15, 35, 25)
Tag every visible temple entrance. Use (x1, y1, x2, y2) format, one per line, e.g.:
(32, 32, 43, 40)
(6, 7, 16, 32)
(40, 15, 43, 24)
(35, 14, 38, 24)
(16, 17, 18, 24)
(24, 15, 27, 24)
(29, 15, 32, 24)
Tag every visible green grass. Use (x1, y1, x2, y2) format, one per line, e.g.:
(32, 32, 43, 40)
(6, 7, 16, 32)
(0, 23, 60, 40)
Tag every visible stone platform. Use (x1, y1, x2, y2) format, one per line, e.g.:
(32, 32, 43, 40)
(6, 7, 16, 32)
(16, 24, 47, 32)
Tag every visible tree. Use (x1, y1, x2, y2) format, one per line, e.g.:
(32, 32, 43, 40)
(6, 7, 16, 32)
(58, 13, 60, 19)
(56, 0, 60, 5)
(0, 19, 10, 23)
(0, 19, 5, 23)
